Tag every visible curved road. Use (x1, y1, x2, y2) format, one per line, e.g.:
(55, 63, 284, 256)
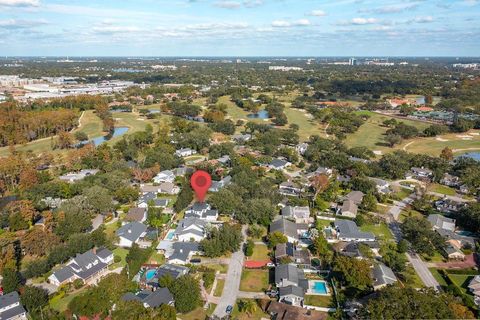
(212, 225, 248, 318)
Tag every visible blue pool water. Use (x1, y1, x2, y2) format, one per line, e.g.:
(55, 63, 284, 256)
(247, 110, 269, 119)
(311, 281, 328, 294)
(456, 152, 480, 161)
(166, 230, 175, 240)
(145, 269, 157, 281)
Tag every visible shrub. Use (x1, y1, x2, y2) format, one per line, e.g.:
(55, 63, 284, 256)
(73, 279, 84, 290)
(114, 255, 122, 263)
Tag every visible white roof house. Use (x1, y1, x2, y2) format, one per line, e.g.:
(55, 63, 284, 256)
(116, 222, 148, 248)
(174, 218, 208, 242)
(153, 170, 176, 184)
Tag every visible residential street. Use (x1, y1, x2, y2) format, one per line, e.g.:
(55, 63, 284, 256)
(212, 225, 248, 319)
(406, 253, 441, 291)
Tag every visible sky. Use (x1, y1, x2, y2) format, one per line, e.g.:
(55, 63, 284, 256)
(0, 0, 479, 56)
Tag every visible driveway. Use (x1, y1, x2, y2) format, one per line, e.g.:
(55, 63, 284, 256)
(212, 225, 248, 319)
(388, 194, 415, 221)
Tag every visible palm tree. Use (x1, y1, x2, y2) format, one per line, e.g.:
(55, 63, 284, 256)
(239, 299, 257, 315)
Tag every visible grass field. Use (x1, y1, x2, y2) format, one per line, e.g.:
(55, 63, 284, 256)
(50, 290, 83, 312)
(449, 274, 475, 295)
(180, 304, 216, 320)
(214, 279, 225, 297)
(345, 111, 430, 155)
(359, 223, 394, 242)
(203, 264, 229, 273)
(429, 183, 457, 196)
(250, 244, 270, 261)
(403, 130, 480, 156)
(304, 294, 334, 308)
(239, 270, 270, 292)
(428, 268, 448, 287)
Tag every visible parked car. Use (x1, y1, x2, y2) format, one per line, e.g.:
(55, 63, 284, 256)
(226, 305, 233, 314)
(266, 290, 278, 297)
(190, 258, 201, 264)
(266, 262, 275, 267)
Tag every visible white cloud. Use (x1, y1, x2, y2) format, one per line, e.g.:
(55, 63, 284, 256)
(0, 18, 47, 29)
(214, 1, 241, 9)
(92, 25, 143, 34)
(411, 16, 434, 23)
(0, 0, 39, 7)
(308, 10, 327, 16)
(272, 19, 311, 28)
(362, 3, 418, 14)
(340, 17, 378, 25)
(272, 20, 291, 27)
(184, 22, 249, 30)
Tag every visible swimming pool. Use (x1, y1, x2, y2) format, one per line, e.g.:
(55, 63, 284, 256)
(310, 280, 328, 295)
(145, 269, 157, 281)
(165, 230, 175, 241)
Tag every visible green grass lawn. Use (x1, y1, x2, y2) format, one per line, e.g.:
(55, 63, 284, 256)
(147, 251, 165, 265)
(429, 183, 457, 196)
(344, 111, 429, 155)
(239, 270, 270, 292)
(392, 187, 413, 200)
(449, 274, 475, 295)
(428, 268, 448, 287)
(50, 290, 83, 312)
(403, 130, 480, 156)
(402, 265, 425, 288)
(422, 251, 445, 263)
(376, 204, 391, 215)
(203, 264, 229, 274)
(179, 304, 216, 320)
(399, 209, 424, 223)
(109, 247, 129, 270)
(214, 279, 225, 297)
(250, 244, 270, 261)
(304, 294, 334, 308)
(359, 223, 394, 242)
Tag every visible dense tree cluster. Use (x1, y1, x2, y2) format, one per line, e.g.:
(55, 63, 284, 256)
(200, 224, 243, 257)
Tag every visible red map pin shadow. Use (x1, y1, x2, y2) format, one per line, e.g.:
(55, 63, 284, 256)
(191, 170, 212, 203)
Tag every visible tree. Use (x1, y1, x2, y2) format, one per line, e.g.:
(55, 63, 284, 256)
(200, 224, 243, 258)
(360, 193, 377, 212)
(332, 255, 372, 290)
(245, 239, 254, 256)
(267, 231, 287, 248)
(20, 286, 49, 313)
(74, 131, 89, 142)
(385, 133, 402, 147)
(1, 268, 21, 294)
(21, 228, 60, 256)
(248, 224, 264, 239)
(440, 147, 454, 161)
(380, 243, 407, 272)
(170, 275, 201, 313)
(359, 287, 455, 319)
(401, 216, 445, 256)
(312, 234, 333, 266)
(82, 186, 114, 215)
(311, 174, 329, 196)
(208, 188, 242, 216)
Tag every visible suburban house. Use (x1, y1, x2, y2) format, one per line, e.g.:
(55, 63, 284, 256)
(270, 218, 308, 243)
(154, 264, 189, 281)
(334, 241, 379, 259)
(410, 167, 433, 179)
(269, 158, 292, 171)
(333, 219, 375, 242)
(175, 148, 197, 157)
(428, 214, 456, 232)
(167, 242, 201, 265)
(434, 199, 466, 213)
(275, 264, 309, 307)
(184, 203, 219, 221)
(279, 181, 303, 197)
(441, 173, 461, 187)
(281, 206, 311, 223)
(174, 166, 194, 177)
(468, 276, 480, 306)
(295, 143, 308, 155)
(140, 184, 162, 194)
(153, 170, 175, 184)
(338, 200, 358, 218)
(116, 222, 148, 248)
(308, 166, 333, 178)
(369, 178, 391, 194)
(0, 292, 27, 320)
(209, 176, 232, 192)
(216, 155, 231, 166)
(445, 243, 466, 260)
(48, 248, 113, 287)
(157, 182, 180, 195)
(372, 263, 397, 290)
(174, 218, 207, 242)
(59, 169, 100, 183)
(122, 288, 174, 308)
(275, 243, 311, 267)
(126, 207, 147, 223)
(232, 133, 252, 143)
(343, 191, 364, 205)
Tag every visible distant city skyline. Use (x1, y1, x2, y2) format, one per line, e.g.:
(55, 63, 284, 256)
(0, 0, 479, 56)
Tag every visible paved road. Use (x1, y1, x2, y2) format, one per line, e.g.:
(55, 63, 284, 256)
(388, 195, 415, 221)
(406, 253, 441, 291)
(212, 225, 248, 319)
(427, 192, 474, 203)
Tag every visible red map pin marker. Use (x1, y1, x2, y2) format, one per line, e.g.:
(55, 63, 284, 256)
(191, 170, 212, 203)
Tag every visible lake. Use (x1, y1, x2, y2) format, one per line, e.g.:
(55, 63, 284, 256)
(247, 110, 269, 119)
(456, 152, 480, 161)
(78, 127, 129, 147)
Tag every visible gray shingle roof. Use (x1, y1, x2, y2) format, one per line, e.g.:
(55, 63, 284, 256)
(143, 288, 174, 308)
(116, 222, 147, 242)
(279, 285, 305, 298)
(372, 263, 397, 287)
(275, 264, 305, 285)
(270, 218, 299, 239)
(334, 219, 375, 241)
(0, 291, 21, 309)
(169, 242, 200, 263)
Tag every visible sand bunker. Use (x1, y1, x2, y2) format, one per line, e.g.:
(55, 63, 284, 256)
(436, 137, 449, 142)
(462, 138, 472, 140)
(136, 118, 145, 121)
(456, 135, 471, 138)
(373, 150, 383, 155)
(469, 132, 479, 136)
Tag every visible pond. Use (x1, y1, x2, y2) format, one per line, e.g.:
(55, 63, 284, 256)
(456, 152, 480, 161)
(78, 127, 129, 147)
(247, 110, 269, 119)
